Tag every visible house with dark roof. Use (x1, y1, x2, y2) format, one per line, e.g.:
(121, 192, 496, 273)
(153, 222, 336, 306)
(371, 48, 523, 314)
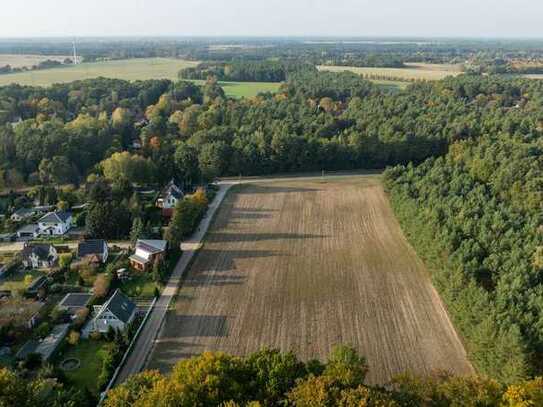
(57, 293, 93, 315)
(156, 179, 184, 217)
(21, 243, 58, 269)
(77, 239, 109, 264)
(83, 289, 136, 336)
(129, 239, 168, 271)
(38, 211, 73, 236)
(16, 224, 40, 240)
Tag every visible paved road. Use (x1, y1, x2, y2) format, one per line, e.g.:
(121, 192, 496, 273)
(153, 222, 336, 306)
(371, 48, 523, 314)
(113, 182, 233, 385)
(112, 171, 377, 387)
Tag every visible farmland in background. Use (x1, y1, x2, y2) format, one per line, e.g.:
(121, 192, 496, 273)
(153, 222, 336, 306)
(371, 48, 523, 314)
(0, 57, 281, 98)
(0, 54, 70, 68)
(149, 176, 473, 384)
(318, 62, 463, 83)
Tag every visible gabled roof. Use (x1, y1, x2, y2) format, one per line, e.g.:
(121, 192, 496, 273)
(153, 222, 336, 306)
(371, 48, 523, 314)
(13, 208, 34, 217)
(58, 293, 93, 309)
(96, 289, 136, 324)
(77, 239, 107, 258)
(22, 244, 55, 261)
(17, 224, 39, 234)
(27, 275, 48, 292)
(136, 239, 168, 254)
(39, 211, 72, 224)
(129, 253, 149, 265)
(158, 179, 184, 200)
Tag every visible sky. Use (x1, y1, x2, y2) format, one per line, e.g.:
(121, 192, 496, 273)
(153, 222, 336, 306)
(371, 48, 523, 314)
(2, 0, 543, 38)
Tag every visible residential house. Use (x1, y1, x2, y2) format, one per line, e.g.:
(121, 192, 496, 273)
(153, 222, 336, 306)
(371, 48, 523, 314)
(83, 289, 136, 336)
(0, 233, 15, 242)
(16, 224, 40, 240)
(21, 243, 58, 269)
(77, 239, 109, 264)
(26, 275, 50, 298)
(156, 179, 184, 217)
(129, 239, 168, 271)
(10, 208, 35, 222)
(38, 211, 73, 236)
(57, 293, 93, 315)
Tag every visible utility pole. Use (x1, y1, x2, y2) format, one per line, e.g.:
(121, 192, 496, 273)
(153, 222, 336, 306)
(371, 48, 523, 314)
(72, 39, 78, 65)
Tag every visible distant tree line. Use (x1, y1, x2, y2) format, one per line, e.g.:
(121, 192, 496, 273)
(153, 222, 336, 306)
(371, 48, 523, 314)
(179, 60, 316, 82)
(0, 58, 70, 76)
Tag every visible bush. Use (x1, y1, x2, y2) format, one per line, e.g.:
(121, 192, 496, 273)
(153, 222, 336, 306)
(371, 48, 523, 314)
(93, 274, 111, 298)
(67, 330, 80, 346)
(35, 322, 51, 339)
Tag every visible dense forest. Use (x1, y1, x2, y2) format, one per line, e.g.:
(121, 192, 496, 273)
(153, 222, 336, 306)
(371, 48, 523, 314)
(384, 77, 543, 381)
(178, 60, 309, 82)
(3, 346, 543, 406)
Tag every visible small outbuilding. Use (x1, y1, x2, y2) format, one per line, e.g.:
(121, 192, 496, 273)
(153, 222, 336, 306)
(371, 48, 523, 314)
(57, 292, 93, 315)
(77, 239, 109, 264)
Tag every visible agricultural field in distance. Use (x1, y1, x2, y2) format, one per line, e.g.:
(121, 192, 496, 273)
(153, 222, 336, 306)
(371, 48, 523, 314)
(318, 62, 463, 83)
(0, 57, 281, 98)
(0, 54, 70, 68)
(149, 176, 473, 384)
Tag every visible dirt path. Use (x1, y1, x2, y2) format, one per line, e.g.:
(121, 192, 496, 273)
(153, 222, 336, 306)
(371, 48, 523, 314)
(148, 177, 473, 384)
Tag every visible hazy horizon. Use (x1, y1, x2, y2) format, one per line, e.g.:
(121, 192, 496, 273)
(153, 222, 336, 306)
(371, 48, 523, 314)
(2, 0, 543, 39)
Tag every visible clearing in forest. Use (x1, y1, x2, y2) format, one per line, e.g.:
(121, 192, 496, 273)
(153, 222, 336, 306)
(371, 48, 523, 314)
(318, 63, 463, 81)
(149, 176, 473, 384)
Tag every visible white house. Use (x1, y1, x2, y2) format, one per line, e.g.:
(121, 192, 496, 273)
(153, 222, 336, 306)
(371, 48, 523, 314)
(38, 211, 73, 236)
(156, 179, 184, 217)
(10, 206, 53, 222)
(21, 243, 58, 269)
(84, 289, 136, 336)
(77, 239, 109, 264)
(11, 208, 35, 222)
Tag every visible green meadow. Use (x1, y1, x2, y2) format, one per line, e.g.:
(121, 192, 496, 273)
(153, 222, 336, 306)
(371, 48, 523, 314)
(0, 57, 281, 98)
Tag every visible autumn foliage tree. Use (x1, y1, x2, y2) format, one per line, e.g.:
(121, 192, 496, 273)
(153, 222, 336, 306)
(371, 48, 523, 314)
(104, 347, 543, 407)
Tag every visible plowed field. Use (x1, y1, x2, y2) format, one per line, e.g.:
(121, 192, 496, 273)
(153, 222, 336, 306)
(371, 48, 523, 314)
(149, 176, 473, 384)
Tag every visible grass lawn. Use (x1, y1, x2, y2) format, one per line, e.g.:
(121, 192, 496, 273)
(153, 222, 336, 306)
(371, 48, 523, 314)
(58, 339, 109, 394)
(0, 57, 282, 98)
(120, 272, 158, 299)
(370, 79, 410, 91)
(0, 270, 43, 293)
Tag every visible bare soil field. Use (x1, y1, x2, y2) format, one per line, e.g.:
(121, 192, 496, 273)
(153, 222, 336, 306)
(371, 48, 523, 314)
(149, 176, 473, 384)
